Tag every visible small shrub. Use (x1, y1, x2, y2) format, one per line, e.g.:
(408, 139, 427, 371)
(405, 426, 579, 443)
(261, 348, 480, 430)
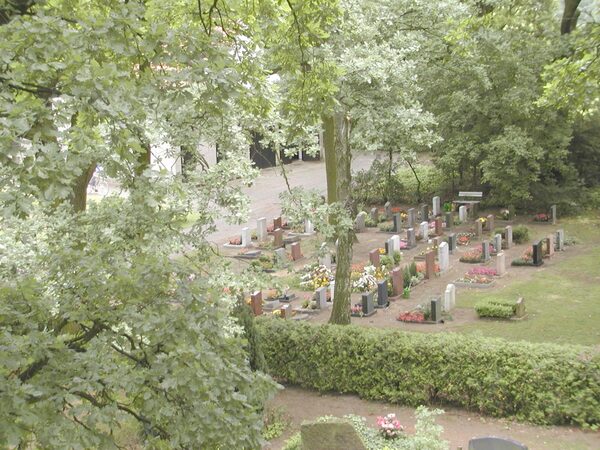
(393, 251, 402, 265)
(409, 262, 417, 277)
(378, 221, 395, 232)
(475, 301, 514, 319)
(512, 225, 530, 244)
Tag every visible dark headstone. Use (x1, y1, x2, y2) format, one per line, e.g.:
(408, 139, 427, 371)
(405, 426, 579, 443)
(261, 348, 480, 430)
(393, 213, 402, 233)
(273, 216, 282, 230)
(482, 240, 490, 261)
(273, 228, 284, 248)
(430, 297, 442, 323)
(468, 436, 528, 450)
(376, 280, 388, 308)
(532, 242, 544, 266)
(420, 203, 429, 221)
(448, 233, 457, 254)
(361, 292, 376, 317)
(300, 419, 367, 450)
(290, 242, 302, 261)
(435, 217, 443, 236)
(407, 228, 416, 249)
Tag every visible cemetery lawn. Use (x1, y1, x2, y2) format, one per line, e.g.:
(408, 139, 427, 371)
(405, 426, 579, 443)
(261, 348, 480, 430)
(454, 216, 600, 346)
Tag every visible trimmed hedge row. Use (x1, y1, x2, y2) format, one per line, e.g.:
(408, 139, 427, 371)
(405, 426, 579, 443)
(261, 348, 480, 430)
(257, 319, 600, 427)
(475, 299, 515, 318)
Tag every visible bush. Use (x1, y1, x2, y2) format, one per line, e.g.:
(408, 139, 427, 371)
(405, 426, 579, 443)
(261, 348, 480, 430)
(512, 225, 530, 244)
(475, 300, 514, 319)
(257, 319, 600, 427)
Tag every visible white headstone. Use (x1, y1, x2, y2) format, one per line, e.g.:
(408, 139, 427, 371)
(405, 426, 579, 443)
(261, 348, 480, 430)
(274, 247, 287, 264)
(316, 287, 328, 309)
(329, 281, 335, 303)
(391, 235, 401, 253)
(241, 227, 250, 247)
(305, 219, 315, 234)
(444, 283, 456, 311)
(256, 217, 267, 242)
(438, 241, 449, 272)
(459, 205, 467, 222)
(496, 251, 506, 276)
(556, 229, 565, 251)
(432, 196, 441, 216)
(420, 221, 429, 241)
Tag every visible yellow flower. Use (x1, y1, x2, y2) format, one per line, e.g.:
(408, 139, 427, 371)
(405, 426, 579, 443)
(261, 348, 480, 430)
(378, 248, 386, 254)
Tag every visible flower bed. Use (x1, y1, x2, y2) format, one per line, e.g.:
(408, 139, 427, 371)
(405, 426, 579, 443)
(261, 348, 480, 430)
(397, 310, 425, 323)
(454, 271, 495, 288)
(511, 247, 534, 266)
(459, 247, 483, 263)
(456, 232, 475, 246)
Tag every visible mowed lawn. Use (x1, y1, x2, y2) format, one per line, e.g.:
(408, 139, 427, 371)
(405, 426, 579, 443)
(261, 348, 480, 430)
(453, 216, 600, 346)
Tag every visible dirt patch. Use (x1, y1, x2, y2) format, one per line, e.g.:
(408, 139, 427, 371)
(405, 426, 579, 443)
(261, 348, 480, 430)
(265, 386, 600, 450)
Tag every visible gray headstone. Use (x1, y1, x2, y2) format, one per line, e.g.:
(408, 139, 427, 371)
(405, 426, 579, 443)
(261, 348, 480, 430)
(370, 207, 378, 223)
(432, 196, 441, 216)
(256, 217, 268, 242)
(482, 240, 490, 261)
(459, 205, 467, 222)
(493, 233, 502, 254)
(376, 280, 388, 308)
(445, 211, 453, 229)
(420, 203, 429, 221)
(274, 247, 287, 264)
(505, 225, 513, 249)
(468, 436, 528, 450)
(551, 204, 557, 225)
(384, 201, 392, 219)
(316, 286, 328, 309)
(407, 228, 416, 248)
(301, 419, 367, 450)
(556, 229, 564, 251)
(354, 212, 366, 232)
(407, 208, 416, 228)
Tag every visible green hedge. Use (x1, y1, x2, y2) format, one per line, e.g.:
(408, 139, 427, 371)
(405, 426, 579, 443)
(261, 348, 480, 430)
(257, 319, 600, 427)
(475, 299, 515, 318)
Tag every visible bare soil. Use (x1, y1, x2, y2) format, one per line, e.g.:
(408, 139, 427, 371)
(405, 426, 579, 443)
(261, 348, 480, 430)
(265, 386, 600, 450)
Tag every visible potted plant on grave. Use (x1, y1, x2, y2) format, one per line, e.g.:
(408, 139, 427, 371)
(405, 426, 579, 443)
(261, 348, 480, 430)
(456, 232, 474, 246)
(376, 414, 404, 440)
(459, 247, 484, 263)
(402, 287, 410, 298)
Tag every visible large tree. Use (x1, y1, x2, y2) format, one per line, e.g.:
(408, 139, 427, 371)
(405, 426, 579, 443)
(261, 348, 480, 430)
(0, 0, 335, 447)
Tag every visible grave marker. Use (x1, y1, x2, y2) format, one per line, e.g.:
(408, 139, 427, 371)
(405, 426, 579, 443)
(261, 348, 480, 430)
(420, 203, 429, 221)
(556, 229, 564, 251)
(482, 240, 490, 261)
(445, 211, 453, 229)
(376, 280, 389, 308)
(448, 233, 457, 254)
(241, 227, 251, 247)
(432, 196, 441, 216)
(355, 212, 366, 232)
(430, 297, 442, 323)
(361, 292, 376, 317)
(273, 216, 282, 230)
(444, 284, 456, 311)
(407, 228, 416, 249)
(329, 281, 335, 303)
(391, 267, 402, 296)
(316, 286, 328, 309)
(438, 242, 449, 272)
(280, 304, 292, 319)
(290, 242, 302, 261)
(435, 217, 443, 236)
(493, 233, 502, 254)
(425, 250, 436, 279)
(496, 251, 506, 276)
(532, 241, 544, 266)
(420, 221, 429, 241)
(384, 201, 392, 219)
(476, 220, 483, 239)
(486, 214, 495, 232)
(273, 228, 284, 248)
(305, 219, 315, 234)
(257, 217, 267, 242)
(515, 297, 526, 318)
(370, 207, 378, 223)
(505, 225, 513, 249)
(551, 204, 557, 225)
(369, 249, 380, 267)
(391, 235, 401, 253)
(546, 234, 555, 257)
(250, 291, 263, 316)
(274, 248, 287, 264)
(392, 213, 402, 233)
(407, 208, 416, 228)
(459, 205, 467, 222)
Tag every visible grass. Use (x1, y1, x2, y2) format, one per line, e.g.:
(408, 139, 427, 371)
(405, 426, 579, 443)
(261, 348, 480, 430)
(453, 216, 600, 346)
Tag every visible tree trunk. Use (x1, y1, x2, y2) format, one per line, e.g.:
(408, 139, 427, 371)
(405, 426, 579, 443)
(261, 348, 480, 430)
(329, 111, 353, 325)
(70, 163, 97, 213)
(561, 0, 581, 35)
(405, 158, 422, 203)
(387, 148, 394, 202)
(322, 115, 337, 204)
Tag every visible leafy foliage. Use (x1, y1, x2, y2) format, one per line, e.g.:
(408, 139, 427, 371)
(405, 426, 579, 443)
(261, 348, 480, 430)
(257, 319, 600, 427)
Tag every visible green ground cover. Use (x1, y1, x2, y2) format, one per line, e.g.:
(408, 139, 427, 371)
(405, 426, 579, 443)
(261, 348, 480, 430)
(454, 217, 600, 346)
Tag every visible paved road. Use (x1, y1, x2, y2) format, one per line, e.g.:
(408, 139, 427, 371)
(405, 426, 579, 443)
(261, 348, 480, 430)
(208, 153, 377, 244)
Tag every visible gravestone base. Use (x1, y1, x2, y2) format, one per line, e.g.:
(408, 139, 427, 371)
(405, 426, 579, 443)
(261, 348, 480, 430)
(283, 236, 301, 245)
(374, 302, 389, 309)
(233, 250, 262, 260)
(262, 300, 282, 311)
(351, 309, 377, 318)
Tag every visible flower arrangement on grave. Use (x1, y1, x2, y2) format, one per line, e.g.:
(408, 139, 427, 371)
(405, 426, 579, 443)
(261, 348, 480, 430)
(378, 247, 386, 255)
(534, 213, 549, 222)
(399, 240, 409, 250)
(352, 264, 384, 292)
(272, 309, 282, 317)
(299, 264, 333, 290)
(512, 247, 534, 266)
(456, 272, 494, 285)
(477, 217, 487, 224)
(499, 209, 510, 220)
(228, 235, 242, 245)
(350, 303, 363, 316)
(397, 310, 425, 323)
(459, 247, 483, 263)
(456, 232, 474, 246)
(376, 413, 404, 440)
(301, 295, 317, 310)
(468, 267, 498, 277)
